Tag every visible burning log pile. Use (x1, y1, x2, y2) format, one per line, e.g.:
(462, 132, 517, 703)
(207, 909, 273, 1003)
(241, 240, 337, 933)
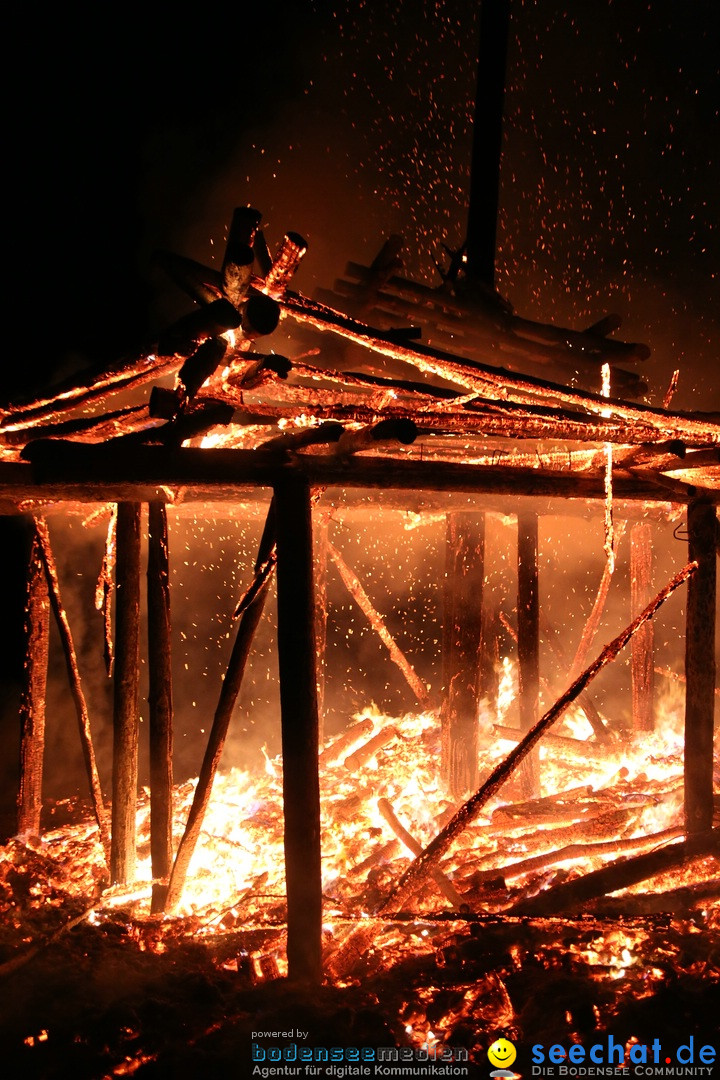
(1, 701, 718, 1073)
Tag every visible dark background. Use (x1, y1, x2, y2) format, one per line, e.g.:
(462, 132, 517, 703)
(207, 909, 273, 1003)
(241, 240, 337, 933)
(8, 0, 720, 409)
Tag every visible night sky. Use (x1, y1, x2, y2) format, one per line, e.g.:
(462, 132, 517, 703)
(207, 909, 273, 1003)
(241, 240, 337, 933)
(10, 0, 719, 410)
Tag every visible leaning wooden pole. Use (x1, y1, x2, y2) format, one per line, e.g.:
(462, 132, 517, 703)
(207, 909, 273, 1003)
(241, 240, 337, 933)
(381, 559, 696, 913)
(274, 473, 322, 984)
(147, 502, 174, 912)
(165, 500, 277, 912)
(17, 523, 49, 836)
(630, 521, 655, 731)
(35, 519, 111, 860)
(684, 500, 717, 835)
(442, 513, 485, 797)
(517, 511, 540, 797)
(111, 502, 142, 884)
(328, 541, 430, 708)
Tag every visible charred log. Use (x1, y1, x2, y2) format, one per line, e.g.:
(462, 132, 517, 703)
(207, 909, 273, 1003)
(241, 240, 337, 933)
(110, 502, 142, 884)
(259, 421, 344, 453)
(265, 232, 308, 297)
(157, 300, 240, 358)
(153, 250, 224, 306)
(236, 293, 280, 345)
(252, 229, 273, 278)
(274, 473, 322, 984)
(570, 522, 626, 678)
(222, 207, 262, 307)
(19, 441, 718, 506)
(684, 500, 717, 835)
(147, 502, 174, 913)
(18, 440, 719, 507)
(17, 523, 49, 837)
(442, 513, 485, 797)
(177, 337, 229, 402)
(280, 290, 719, 443)
(334, 418, 417, 456)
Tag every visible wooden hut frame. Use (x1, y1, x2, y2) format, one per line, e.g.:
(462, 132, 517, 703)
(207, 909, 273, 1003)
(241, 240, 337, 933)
(1, 0, 717, 984)
(0, 227, 717, 983)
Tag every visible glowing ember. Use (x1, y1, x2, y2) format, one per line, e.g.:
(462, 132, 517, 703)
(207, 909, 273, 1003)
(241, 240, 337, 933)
(4, 686, 714, 946)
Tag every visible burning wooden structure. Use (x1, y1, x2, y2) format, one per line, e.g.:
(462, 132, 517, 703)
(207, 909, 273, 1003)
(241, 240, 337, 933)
(0, 194, 717, 1074)
(0, 194, 718, 971)
(0, 3, 718, 1070)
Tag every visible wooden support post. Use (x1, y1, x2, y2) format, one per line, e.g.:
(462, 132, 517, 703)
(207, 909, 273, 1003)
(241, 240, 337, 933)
(631, 521, 655, 731)
(314, 512, 330, 743)
(147, 502, 174, 912)
(274, 473, 322, 984)
(517, 512, 540, 798)
(17, 523, 49, 836)
(222, 206, 261, 307)
(0, 519, 33, 841)
(442, 512, 485, 797)
(111, 502, 142, 885)
(684, 500, 717, 835)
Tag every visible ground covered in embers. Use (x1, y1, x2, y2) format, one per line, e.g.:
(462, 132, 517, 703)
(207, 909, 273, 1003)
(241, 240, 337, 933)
(1, 905, 718, 1079)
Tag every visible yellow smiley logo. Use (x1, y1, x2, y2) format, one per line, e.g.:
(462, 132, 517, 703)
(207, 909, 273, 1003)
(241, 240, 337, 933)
(488, 1038, 517, 1069)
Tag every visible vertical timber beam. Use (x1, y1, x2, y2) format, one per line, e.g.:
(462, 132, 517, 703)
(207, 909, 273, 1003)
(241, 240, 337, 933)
(111, 502, 142, 884)
(314, 512, 330, 745)
(442, 512, 484, 797)
(631, 521, 655, 731)
(480, 515, 500, 718)
(147, 502, 174, 912)
(17, 523, 49, 836)
(465, 0, 511, 287)
(274, 473, 322, 984)
(684, 500, 717, 835)
(517, 511, 540, 798)
(0, 519, 33, 841)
